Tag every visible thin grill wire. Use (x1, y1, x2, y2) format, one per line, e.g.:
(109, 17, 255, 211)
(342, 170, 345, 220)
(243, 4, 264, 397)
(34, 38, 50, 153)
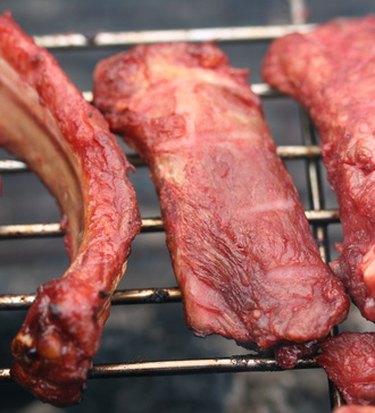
(0, 7, 344, 412)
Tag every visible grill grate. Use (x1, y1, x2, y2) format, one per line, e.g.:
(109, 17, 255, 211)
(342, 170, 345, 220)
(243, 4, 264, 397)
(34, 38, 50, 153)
(0, 2, 346, 410)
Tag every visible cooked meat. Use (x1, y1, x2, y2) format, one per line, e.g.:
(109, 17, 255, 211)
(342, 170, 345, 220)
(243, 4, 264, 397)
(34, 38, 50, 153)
(274, 340, 319, 369)
(0, 13, 141, 405)
(317, 332, 375, 405)
(334, 407, 375, 413)
(94, 42, 348, 349)
(262, 16, 375, 322)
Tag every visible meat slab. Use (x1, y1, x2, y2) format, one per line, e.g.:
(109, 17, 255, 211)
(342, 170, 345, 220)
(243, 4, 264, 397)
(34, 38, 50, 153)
(262, 16, 375, 322)
(94, 42, 348, 349)
(317, 332, 375, 405)
(0, 13, 141, 404)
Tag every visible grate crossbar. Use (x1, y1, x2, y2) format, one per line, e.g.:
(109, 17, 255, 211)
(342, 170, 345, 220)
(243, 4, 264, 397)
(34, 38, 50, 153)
(33, 24, 315, 49)
(0, 355, 318, 382)
(0, 144, 321, 173)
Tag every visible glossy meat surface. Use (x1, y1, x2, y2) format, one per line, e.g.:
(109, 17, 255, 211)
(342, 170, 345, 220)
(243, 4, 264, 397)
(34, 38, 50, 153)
(94, 42, 348, 349)
(262, 16, 375, 322)
(0, 13, 141, 404)
(317, 333, 375, 405)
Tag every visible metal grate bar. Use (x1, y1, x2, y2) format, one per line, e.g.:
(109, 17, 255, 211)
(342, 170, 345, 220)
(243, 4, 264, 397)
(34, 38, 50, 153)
(0, 209, 339, 240)
(299, 109, 343, 409)
(0, 218, 165, 238)
(0, 287, 182, 310)
(82, 83, 281, 103)
(289, 2, 342, 407)
(0, 355, 318, 382)
(34, 24, 315, 49)
(0, 144, 321, 174)
(288, 0, 307, 25)
(300, 110, 329, 259)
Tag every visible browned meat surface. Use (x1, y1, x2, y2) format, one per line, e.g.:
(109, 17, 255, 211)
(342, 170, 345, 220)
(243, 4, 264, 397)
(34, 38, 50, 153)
(0, 13, 141, 405)
(317, 332, 375, 405)
(94, 42, 348, 350)
(262, 16, 375, 322)
(274, 340, 319, 369)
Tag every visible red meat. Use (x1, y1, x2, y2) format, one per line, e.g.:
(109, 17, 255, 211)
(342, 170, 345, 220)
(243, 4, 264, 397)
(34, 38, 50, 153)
(262, 16, 375, 322)
(334, 407, 375, 413)
(0, 13, 141, 404)
(274, 340, 319, 369)
(317, 332, 375, 405)
(94, 42, 348, 349)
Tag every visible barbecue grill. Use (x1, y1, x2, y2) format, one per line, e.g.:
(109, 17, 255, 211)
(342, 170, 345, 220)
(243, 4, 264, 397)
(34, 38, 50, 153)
(0, 1, 372, 412)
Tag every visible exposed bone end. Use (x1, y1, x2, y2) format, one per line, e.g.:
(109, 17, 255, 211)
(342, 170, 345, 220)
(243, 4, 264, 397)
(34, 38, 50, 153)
(10, 278, 103, 406)
(37, 335, 63, 360)
(11, 331, 87, 405)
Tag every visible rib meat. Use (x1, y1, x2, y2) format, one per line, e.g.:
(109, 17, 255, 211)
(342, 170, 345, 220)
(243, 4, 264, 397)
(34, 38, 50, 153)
(0, 13, 141, 404)
(317, 332, 375, 405)
(94, 42, 348, 349)
(262, 16, 375, 321)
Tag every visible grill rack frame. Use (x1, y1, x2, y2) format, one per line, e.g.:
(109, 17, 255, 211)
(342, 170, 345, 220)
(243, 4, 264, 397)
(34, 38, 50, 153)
(0, 8, 346, 412)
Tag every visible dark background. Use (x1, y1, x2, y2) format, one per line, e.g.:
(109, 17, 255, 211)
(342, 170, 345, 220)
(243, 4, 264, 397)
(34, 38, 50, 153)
(0, 1, 374, 412)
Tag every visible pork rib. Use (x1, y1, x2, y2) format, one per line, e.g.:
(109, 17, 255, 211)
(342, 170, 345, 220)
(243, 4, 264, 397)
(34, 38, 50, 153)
(94, 42, 348, 349)
(262, 16, 375, 322)
(0, 13, 141, 405)
(317, 332, 375, 405)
